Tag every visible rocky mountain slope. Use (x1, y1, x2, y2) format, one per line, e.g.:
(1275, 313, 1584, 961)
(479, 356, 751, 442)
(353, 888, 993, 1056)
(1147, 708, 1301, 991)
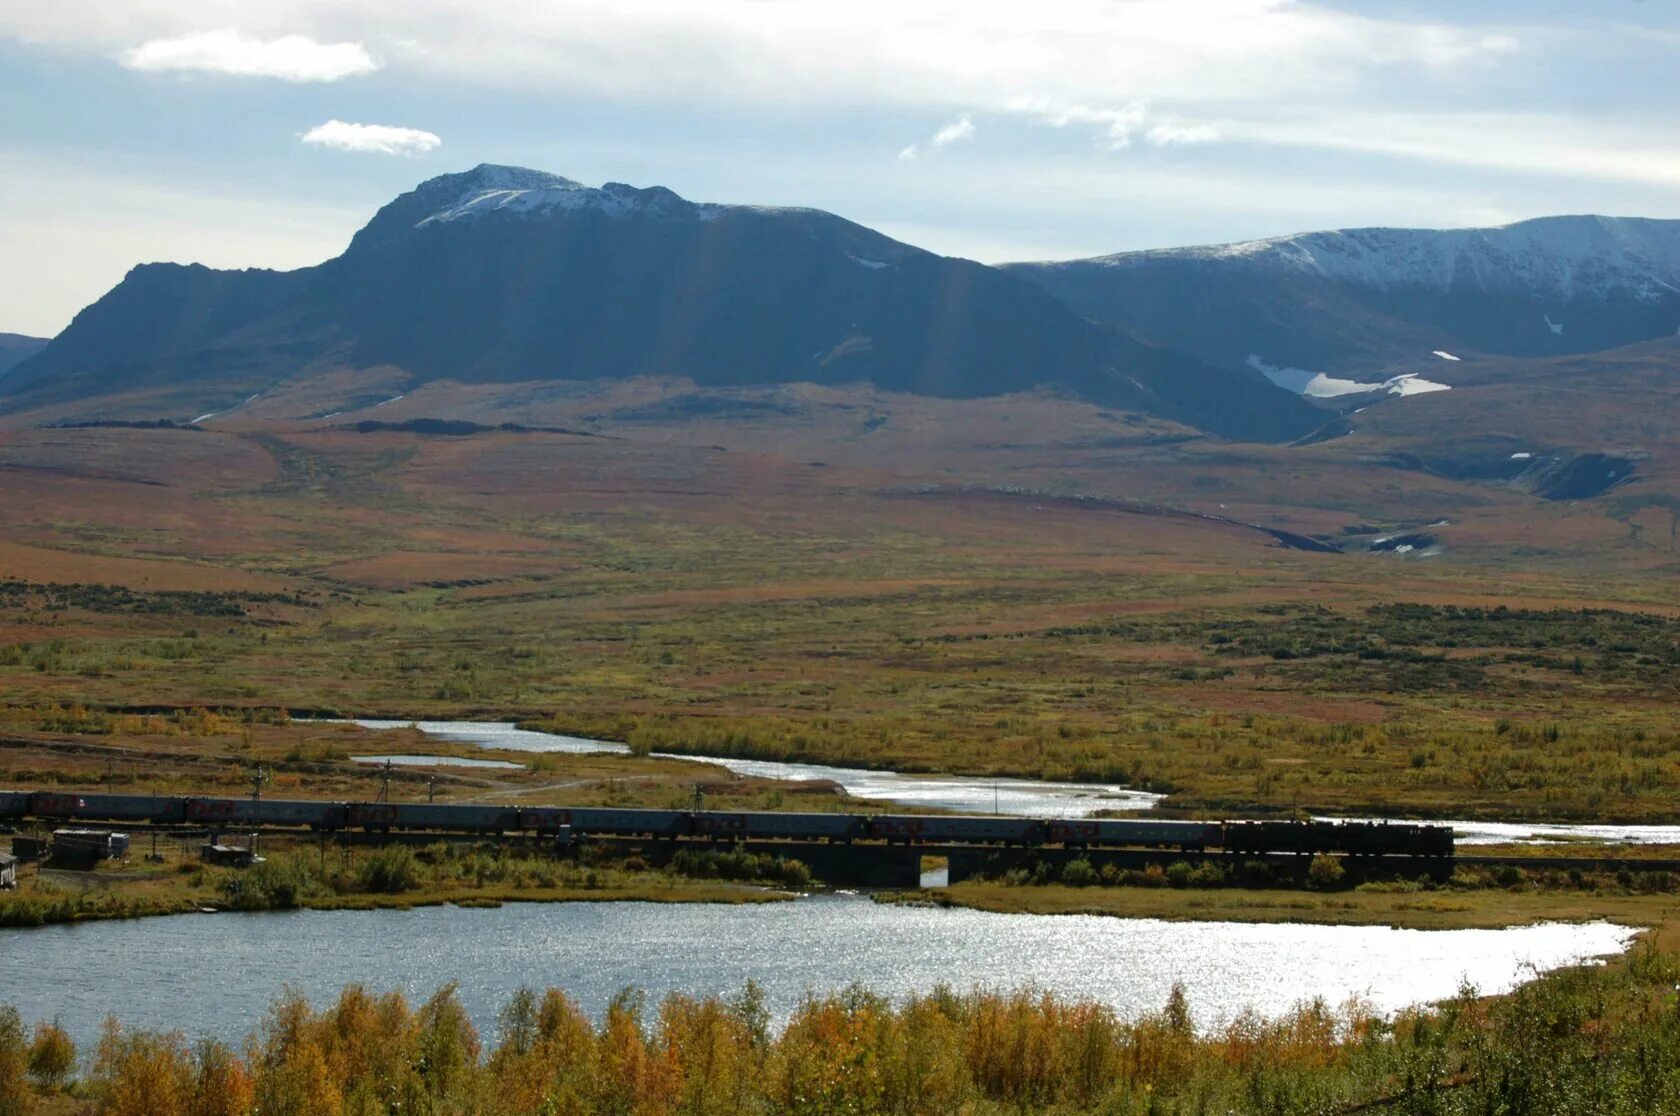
(1006, 216, 1680, 391)
(0, 165, 1320, 443)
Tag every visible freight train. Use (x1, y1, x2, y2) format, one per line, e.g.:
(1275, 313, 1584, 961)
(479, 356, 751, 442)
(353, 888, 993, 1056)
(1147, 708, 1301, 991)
(0, 790, 1453, 857)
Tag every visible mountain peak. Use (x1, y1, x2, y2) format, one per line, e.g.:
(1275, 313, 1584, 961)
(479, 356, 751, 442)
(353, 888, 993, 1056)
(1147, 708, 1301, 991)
(409, 165, 696, 229)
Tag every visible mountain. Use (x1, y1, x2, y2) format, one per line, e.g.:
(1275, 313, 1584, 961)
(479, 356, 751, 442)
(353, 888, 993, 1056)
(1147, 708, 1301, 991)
(1005, 216, 1680, 395)
(1, 165, 1321, 442)
(0, 333, 48, 382)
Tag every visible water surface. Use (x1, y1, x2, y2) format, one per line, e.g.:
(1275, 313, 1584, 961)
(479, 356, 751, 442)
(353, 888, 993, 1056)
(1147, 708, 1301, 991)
(0, 895, 1629, 1052)
(339, 720, 1157, 817)
(350, 754, 526, 770)
(341, 721, 1680, 841)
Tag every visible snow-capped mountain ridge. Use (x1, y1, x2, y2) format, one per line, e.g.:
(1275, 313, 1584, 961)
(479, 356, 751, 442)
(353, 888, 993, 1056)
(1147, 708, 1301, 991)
(410, 163, 828, 230)
(1095, 215, 1680, 303)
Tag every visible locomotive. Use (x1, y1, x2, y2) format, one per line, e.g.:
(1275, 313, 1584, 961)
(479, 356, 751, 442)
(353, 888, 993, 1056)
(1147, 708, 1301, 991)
(0, 789, 1453, 857)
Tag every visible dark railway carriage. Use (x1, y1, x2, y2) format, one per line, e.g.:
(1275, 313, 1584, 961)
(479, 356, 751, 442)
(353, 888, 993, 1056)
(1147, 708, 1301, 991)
(1048, 819, 1221, 850)
(562, 808, 691, 838)
(80, 793, 188, 824)
(870, 814, 1043, 845)
(347, 802, 518, 832)
(32, 792, 188, 825)
(692, 811, 866, 842)
(518, 807, 572, 834)
(1339, 822, 1453, 858)
(188, 797, 343, 829)
(1, 791, 34, 819)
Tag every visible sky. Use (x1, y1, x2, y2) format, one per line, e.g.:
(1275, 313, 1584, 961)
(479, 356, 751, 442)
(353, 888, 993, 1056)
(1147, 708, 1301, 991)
(4, 0, 1680, 337)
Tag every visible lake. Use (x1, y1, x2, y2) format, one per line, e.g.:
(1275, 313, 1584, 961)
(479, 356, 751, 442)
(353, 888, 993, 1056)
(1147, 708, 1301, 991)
(0, 894, 1630, 1052)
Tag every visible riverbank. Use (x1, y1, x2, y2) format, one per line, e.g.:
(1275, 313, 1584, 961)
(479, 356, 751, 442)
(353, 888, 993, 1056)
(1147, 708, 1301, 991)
(0, 841, 796, 928)
(888, 878, 1680, 932)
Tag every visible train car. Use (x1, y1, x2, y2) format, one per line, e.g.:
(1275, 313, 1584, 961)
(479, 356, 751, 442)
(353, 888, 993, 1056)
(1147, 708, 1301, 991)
(1220, 821, 1323, 855)
(1047, 819, 1221, 850)
(188, 797, 345, 829)
(518, 807, 573, 834)
(565, 808, 691, 838)
(70, 793, 188, 825)
(869, 815, 1043, 845)
(691, 811, 866, 842)
(1220, 819, 1453, 858)
(28, 792, 188, 825)
(26, 793, 94, 821)
(514, 807, 690, 838)
(1336, 822, 1453, 858)
(346, 802, 519, 832)
(1, 791, 33, 820)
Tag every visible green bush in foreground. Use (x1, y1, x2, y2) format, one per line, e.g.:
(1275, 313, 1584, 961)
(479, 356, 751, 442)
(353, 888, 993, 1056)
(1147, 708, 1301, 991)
(6, 940, 1680, 1114)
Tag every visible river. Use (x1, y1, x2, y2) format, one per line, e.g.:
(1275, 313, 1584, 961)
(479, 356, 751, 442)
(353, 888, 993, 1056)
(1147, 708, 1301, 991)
(343, 720, 1680, 842)
(0, 895, 1631, 1052)
(343, 719, 1159, 817)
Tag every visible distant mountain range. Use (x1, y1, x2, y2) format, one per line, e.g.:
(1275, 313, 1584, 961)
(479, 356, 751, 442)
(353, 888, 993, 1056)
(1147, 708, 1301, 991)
(1006, 216, 1680, 393)
(0, 333, 47, 381)
(0, 165, 1317, 442)
(7, 166, 1680, 446)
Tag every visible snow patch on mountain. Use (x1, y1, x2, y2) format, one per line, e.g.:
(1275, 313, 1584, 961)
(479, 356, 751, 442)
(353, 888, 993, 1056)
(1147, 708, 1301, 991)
(1432, 350, 1461, 361)
(1247, 355, 1452, 399)
(414, 164, 838, 232)
(418, 173, 688, 226)
(1387, 374, 1451, 396)
(1099, 215, 1680, 303)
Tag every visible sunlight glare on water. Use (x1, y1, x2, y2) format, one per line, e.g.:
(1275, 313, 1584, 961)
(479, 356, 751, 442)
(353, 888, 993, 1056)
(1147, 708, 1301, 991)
(0, 896, 1631, 1052)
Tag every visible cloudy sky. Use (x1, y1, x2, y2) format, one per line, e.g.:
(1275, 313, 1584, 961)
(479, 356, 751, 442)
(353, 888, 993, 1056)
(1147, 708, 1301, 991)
(4, 0, 1680, 336)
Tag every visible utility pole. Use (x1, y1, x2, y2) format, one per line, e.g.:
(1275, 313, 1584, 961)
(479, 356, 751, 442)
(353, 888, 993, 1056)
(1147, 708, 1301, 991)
(377, 760, 393, 803)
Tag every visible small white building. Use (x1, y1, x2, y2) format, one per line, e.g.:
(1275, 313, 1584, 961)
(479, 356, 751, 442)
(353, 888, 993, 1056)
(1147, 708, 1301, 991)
(0, 851, 17, 889)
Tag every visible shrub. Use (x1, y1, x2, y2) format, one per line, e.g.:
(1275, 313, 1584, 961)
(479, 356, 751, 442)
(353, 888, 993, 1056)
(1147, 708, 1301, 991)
(1060, 859, 1097, 887)
(356, 846, 422, 894)
(0, 1005, 32, 1116)
(1307, 854, 1346, 889)
(1188, 861, 1227, 888)
(26, 1020, 75, 1091)
(1165, 861, 1195, 888)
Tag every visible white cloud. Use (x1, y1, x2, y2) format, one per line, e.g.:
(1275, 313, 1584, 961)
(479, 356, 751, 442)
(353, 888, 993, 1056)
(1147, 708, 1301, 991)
(121, 29, 377, 82)
(932, 115, 976, 147)
(1015, 100, 1150, 149)
(1146, 122, 1220, 145)
(1013, 100, 1221, 151)
(300, 120, 441, 156)
(899, 113, 976, 160)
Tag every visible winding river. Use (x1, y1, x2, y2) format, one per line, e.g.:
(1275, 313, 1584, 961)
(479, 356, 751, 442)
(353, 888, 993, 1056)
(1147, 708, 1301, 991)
(343, 720, 1680, 843)
(344, 719, 1159, 818)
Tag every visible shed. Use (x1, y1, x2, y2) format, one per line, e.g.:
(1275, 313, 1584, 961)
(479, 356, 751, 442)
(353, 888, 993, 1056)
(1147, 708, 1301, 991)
(51, 828, 130, 869)
(0, 851, 17, 889)
(201, 843, 258, 868)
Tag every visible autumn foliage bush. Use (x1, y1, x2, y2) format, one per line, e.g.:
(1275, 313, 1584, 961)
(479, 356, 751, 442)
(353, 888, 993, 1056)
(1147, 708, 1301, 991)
(6, 943, 1680, 1114)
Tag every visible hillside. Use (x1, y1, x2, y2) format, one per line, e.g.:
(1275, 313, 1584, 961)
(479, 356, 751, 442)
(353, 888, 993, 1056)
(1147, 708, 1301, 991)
(1006, 216, 1680, 392)
(0, 333, 47, 381)
(0, 165, 1319, 443)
